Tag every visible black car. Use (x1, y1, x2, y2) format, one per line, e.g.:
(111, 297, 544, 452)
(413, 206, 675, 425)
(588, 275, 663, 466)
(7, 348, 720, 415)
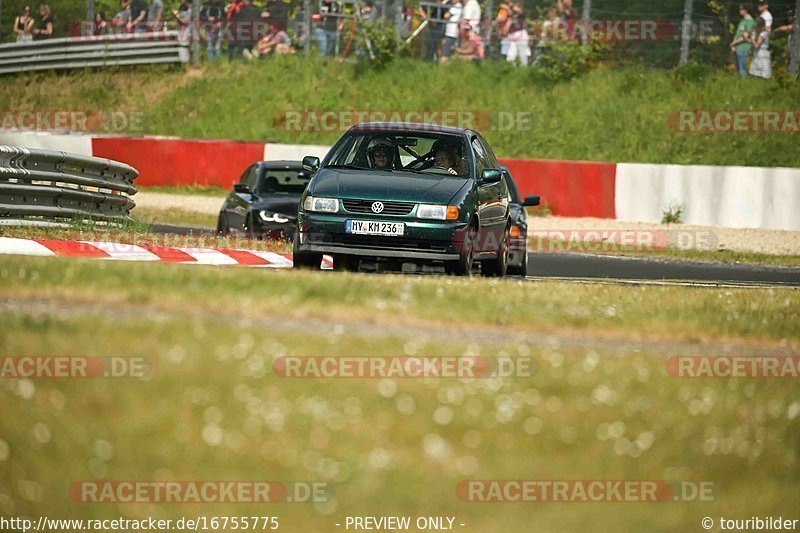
(217, 160, 311, 239)
(500, 165, 540, 277)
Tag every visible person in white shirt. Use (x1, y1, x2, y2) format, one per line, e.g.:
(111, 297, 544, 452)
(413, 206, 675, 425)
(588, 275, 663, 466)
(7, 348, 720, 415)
(462, 0, 481, 33)
(440, 0, 462, 63)
(757, 0, 772, 30)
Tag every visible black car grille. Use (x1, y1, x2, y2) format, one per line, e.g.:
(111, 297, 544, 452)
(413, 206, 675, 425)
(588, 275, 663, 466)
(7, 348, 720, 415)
(323, 234, 449, 253)
(342, 199, 415, 216)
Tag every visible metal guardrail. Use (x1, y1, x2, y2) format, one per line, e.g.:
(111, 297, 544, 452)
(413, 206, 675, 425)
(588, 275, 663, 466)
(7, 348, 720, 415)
(0, 31, 190, 76)
(0, 145, 138, 224)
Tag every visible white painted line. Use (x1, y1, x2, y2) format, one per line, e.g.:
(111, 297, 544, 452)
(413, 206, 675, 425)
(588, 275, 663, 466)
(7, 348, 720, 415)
(0, 237, 56, 256)
(177, 247, 240, 265)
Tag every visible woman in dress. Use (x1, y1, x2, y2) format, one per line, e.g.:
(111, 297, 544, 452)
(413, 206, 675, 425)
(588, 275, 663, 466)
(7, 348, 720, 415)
(749, 16, 772, 79)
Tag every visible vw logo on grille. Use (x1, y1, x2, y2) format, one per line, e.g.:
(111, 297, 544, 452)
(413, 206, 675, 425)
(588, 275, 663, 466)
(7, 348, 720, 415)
(371, 201, 385, 214)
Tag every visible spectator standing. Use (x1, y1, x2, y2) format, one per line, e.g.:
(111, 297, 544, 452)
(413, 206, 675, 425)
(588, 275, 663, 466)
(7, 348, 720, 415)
(418, 0, 448, 62)
(173, 0, 194, 40)
(731, 3, 756, 78)
(440, 0, 463, 63)
(495, 1, 510, 58)
(316, 0, 342, 57)
(263, 0, 290, 30)
(292, 3, 307, 48)
(226, 0, 262, 60)
(128, 0, 149, 33)
(148, 0, 164, 31)
(13, 6, 35, 43)
(32, 4, 54, 40)
(504, 1, 528, 64)
(112, 0, 132, 34)
(757, 1, 773, 30)
(462, 0, 481, 33)
(94, 11, 110, 36)
(749, 15, 772, 78)
(556, 0, 577, 21)
(201, 1, 225, 60)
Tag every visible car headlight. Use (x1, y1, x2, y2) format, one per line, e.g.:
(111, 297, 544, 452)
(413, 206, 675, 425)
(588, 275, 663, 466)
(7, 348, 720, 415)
(418, 204, 459, 220)
(303, 196, 339, 213)
(259, 211, 289, 223)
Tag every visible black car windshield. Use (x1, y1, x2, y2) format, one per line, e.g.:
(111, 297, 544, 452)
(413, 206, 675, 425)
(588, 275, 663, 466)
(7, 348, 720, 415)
(325, 132, 471, 178)
(257, 169, 310, 194)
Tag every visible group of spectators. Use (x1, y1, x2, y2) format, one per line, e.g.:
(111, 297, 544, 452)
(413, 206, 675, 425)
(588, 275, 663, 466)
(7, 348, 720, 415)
(9, 0, 796, 69)
(12, 4, 54, 42)
(731, 1, 795, 79)
(417, 0, 578, 63)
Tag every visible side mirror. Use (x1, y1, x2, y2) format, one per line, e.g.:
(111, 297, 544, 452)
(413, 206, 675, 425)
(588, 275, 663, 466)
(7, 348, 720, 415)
(480, 169, 502, 185)
(523, 195, 541, 207)
(234, 182, 252, 194)
(302, 156, 320, 173)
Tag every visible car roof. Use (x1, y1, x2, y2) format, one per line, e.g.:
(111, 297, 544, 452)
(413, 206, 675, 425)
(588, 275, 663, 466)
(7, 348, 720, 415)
(347, 122, 472, 137)
(257, 160, 304, 168)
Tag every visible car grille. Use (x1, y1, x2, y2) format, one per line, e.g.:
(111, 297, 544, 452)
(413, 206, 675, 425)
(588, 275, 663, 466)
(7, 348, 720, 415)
(326, 234, 449, 253)
(342, 199, 415, 216)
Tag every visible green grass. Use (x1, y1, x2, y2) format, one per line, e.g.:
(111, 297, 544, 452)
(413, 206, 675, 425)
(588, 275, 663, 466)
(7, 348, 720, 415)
(132, 206, 219, 228)
(2, 58, 799, 166)
(1, 255, 798, 343)
(0, 255, 799, 531)
(138, 185, 230, 197)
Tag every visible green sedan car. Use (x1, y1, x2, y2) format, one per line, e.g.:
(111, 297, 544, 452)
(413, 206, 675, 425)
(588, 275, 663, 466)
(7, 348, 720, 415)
(293, 122, 511, 276)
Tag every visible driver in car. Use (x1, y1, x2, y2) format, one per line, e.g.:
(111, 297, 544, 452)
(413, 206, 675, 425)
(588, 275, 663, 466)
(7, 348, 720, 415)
(368, 140, 395, 170)
(434, 148, 460, 175)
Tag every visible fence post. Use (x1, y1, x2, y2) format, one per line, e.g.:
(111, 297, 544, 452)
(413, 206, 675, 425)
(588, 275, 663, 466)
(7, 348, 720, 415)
(679, 0, 693, 65)
(87, 0, 95, 23)
(790, 0, 800, 78)
(304, 0, 312, 55)
(581, 0, 591, 46)
(192, 0, 201, 64)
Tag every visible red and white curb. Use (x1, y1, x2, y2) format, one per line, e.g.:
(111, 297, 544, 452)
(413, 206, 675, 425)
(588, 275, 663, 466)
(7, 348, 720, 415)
(0, 237, 333, 269)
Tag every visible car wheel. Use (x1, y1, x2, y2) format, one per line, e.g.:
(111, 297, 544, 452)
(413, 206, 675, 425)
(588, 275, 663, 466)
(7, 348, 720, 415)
(507, 250, 528, 277)
(482, 226, 509, 278)
(333, 254, 360, 272)
(292, 231, 322, 269)
(445, 224, 476, 276)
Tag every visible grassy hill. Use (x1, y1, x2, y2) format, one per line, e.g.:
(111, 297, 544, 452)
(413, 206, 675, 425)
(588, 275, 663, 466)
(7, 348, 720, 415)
(1, 56, 799, 166)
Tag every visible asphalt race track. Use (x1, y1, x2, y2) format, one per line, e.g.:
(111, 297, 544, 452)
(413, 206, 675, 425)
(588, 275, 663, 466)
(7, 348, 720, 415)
(152, 224, 800, 287)
(527, 251, 800, 286)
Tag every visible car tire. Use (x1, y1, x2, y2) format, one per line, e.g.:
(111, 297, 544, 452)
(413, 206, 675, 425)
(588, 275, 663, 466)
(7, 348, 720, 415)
(445, 224, 476, 276)
(507, 250, 528, 277)
(292, 231, 322, 269)
(482, 226, 510, 278)
(333, 254, 360, 272)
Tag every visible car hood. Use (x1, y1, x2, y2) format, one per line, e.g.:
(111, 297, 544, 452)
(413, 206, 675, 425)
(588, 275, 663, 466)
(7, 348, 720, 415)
(252, 195, 302, 218)
(310, 169, 470, 204)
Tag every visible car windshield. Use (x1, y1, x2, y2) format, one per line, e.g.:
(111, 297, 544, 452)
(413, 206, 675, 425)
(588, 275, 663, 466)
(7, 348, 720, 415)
(325, 132, 471, 178)
(257, 169, 310, 194)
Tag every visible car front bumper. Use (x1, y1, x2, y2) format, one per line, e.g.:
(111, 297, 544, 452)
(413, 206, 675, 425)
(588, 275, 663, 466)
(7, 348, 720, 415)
(295, 212, 469, 261)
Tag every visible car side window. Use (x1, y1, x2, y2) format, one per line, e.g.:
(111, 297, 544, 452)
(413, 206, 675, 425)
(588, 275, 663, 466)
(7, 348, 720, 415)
(242, 165, 259, 189)
(478, 135, 499, 168)
(471, 138, 488, 176)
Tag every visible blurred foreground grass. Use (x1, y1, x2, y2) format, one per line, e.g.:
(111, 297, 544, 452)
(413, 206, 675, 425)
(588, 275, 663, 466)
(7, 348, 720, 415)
(0, 256, 799, 532)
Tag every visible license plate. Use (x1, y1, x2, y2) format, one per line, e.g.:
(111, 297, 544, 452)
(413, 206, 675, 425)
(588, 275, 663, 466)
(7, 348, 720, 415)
(346, 220, 405, 237)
